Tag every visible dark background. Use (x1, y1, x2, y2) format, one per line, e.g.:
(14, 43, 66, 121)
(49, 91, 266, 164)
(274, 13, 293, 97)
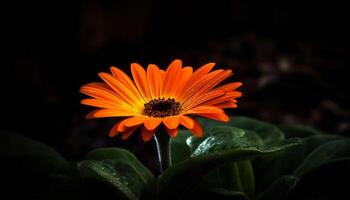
(3, 0, 349, 162)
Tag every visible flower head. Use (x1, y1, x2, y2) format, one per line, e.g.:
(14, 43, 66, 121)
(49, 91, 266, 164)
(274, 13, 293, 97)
(80, 59, 242, 141)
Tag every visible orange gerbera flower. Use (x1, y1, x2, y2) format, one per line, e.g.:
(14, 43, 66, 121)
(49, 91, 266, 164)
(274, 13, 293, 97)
(80, 59, 242, 142)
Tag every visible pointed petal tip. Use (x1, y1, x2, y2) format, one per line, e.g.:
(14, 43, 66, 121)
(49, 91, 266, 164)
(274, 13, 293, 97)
(148, 63, 158, 67)
(141, 126, 155, 142)
(166, 128, 179, 137)
(79, 85, 85, 93)
(232, 82, 243, 89)
(162, 116, 180, 130)
(97, 72, 109, 80)
(121, 135, 128, 140)
(79, 84, 95, 93)
(142, 135, 154, 142)
(189, 119, 203, 137)
(98, 71, 114, 78)
(208, 62, 216, 65)
(173, 58, 183, 63)
(85, 115, 94, 120)
(222, 116, 230, 122)
(121, 126, 139, 140)
(109, 132, 117, 138)
(179, 115, 195, 129)
(109, 66, 117, 71)
(131, 62, 143, 69)
(144, 117, 162, 130)
(84, 109, 99, 119)
(204, 62, 216, 68)
(124, 116, 144, 127)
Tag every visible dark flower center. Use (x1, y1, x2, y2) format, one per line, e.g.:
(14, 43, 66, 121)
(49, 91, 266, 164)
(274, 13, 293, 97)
(143, 97, 182, 117)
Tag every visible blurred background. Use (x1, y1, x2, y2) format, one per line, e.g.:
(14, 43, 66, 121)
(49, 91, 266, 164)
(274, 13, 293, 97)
(3, 0, 349, 164)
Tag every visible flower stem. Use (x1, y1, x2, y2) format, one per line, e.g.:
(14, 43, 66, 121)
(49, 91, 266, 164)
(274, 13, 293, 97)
(154, 129, 172, 173)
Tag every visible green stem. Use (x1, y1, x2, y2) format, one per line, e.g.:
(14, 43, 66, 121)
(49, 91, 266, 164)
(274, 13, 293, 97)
(154, 129, 172, 173)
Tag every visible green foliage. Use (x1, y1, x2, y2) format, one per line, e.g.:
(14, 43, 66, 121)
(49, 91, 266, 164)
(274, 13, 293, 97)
(78, 160, 141, 200)
(1, 116, 350, 200)
(79, 148, 155, 199)
(170, 130, 192, 164)
(256, 175, 299, 200)
(159, 124, 300, 200)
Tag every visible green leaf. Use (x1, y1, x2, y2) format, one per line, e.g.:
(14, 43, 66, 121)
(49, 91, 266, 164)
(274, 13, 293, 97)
(82, 148, 155, 199)
(256, 136, 350, 200)
(187, 126, 264, 156)
(207, 188, 249, 200)
(170, 130, 192, 164)
(197, 117, 226, 133)
(253, 134, 342, 193)
(230, 116, 285, 145)
(237, 160, 255, 198)
(184, 127, 258, 198)
(294, 139, 350, 177)
(84, 148, 155, 184)
(279, 124, 323, 138)
(200, 160, 254, 195)
(209, 160, 255, 198)
(197, 116, 284, 146)
(157, 137, 300, 200)
(257, 175, 299, 200)
(78, 160, 140, 200)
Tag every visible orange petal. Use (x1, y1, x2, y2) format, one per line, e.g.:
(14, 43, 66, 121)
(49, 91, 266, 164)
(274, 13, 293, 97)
(85, 109, 100, 119)
(162, 116, 180, 129)
(162, 59, 182, 97)
(131, 63, 151, 101)
(83, 82, 112, 90)
(147, 64, 162, 99)
(141, 126, 155, 142)
(200, 91, 242, 106)
(179, 115, 195, 129)
(183, 89, 225, 110)
(81, 98, 121, 110)
(80, 85, 134, 111)
(160, 70, 165, 81)
(98, 72, 141, 108)
(109, 120, 124, 137)
(214, 101, 238, 108)
(196, 112, 230, 122)
(179, 69, 223, 102)
(124, 116, 145, 127)
(182, 69, 232, 107)
(110, 66, 144, 101)
(189, 118, 203, 138)
(80, 83, 121, 103)
(196, 69, 232, 95)
(180, 62, 215, 98)
(185, 106, 224, 115)
(189, 62, 215, 83)
(144, 117, 162, 130)
(121, 126, 140, 140)
(117, 118, 129, 132)
(172, 67, 193, 98)
(216, 82, 243, 92)
(166, 127, 179, 138)
(87, 109, 135, 118)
